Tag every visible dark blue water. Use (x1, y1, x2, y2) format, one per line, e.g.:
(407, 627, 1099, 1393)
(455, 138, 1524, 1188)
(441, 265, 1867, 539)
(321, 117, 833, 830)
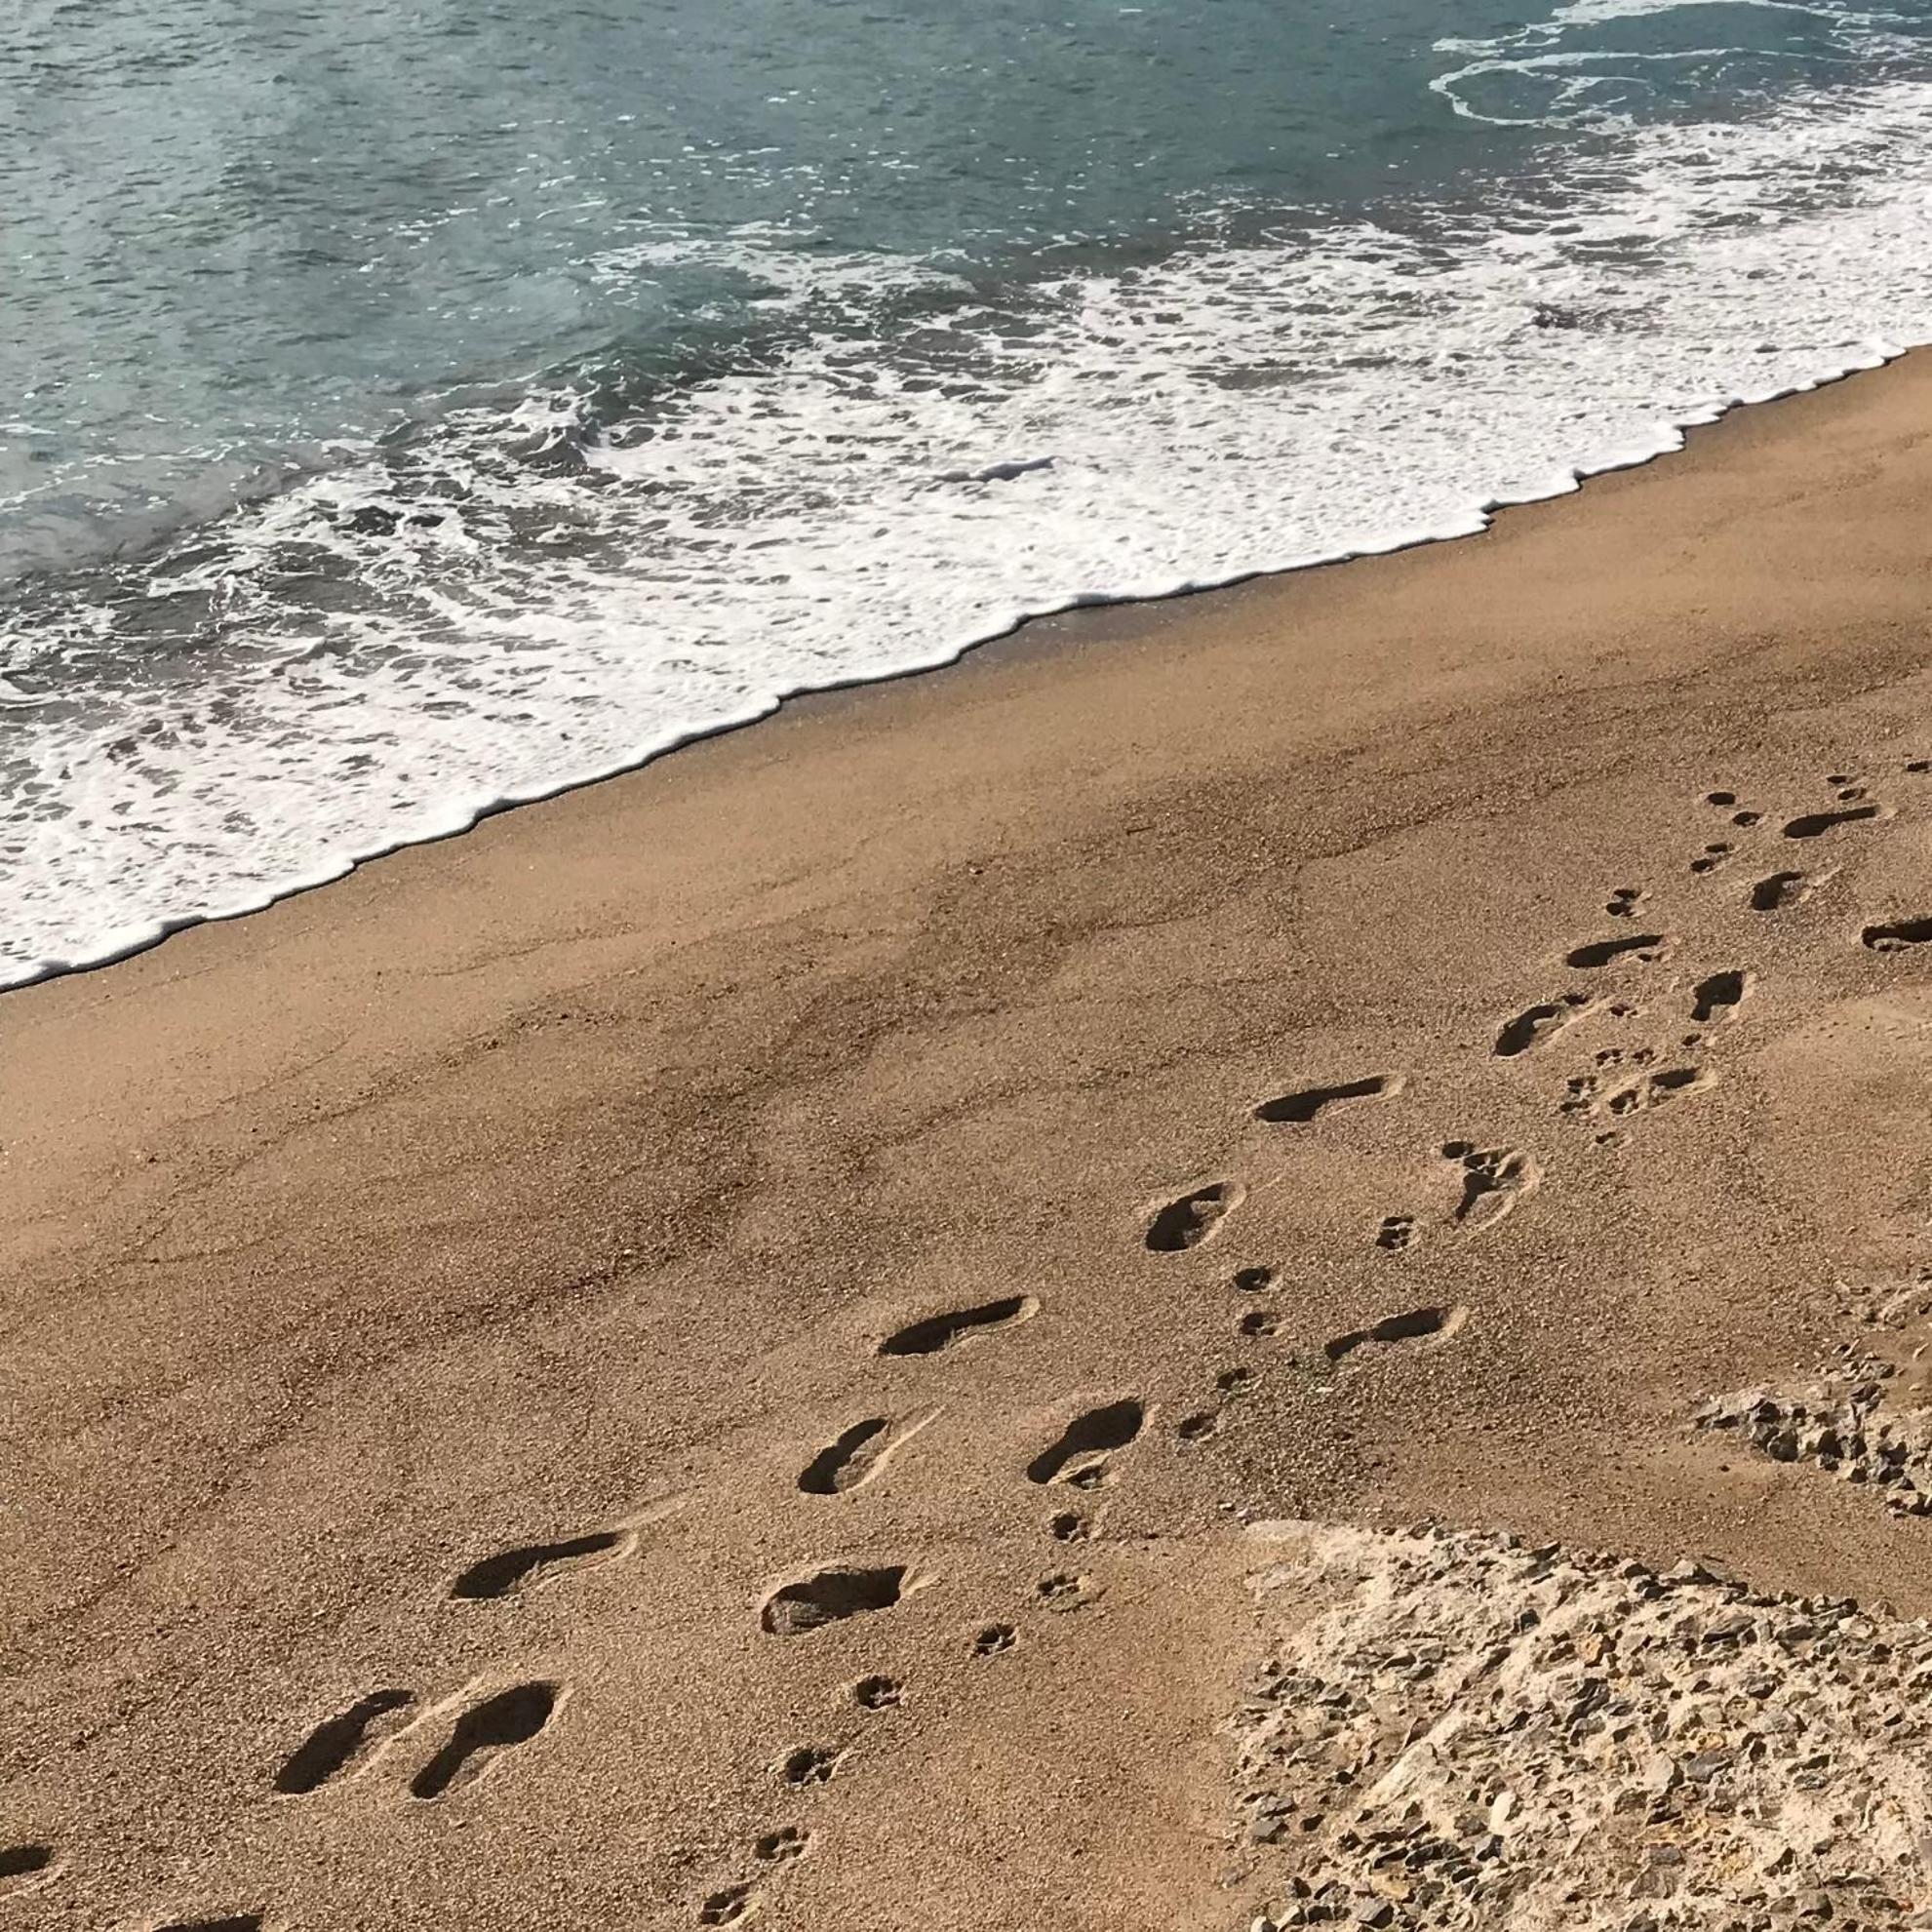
(5, 0, 1932, 979)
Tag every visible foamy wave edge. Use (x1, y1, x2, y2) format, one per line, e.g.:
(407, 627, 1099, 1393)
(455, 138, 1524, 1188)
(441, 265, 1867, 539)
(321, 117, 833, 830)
(7, 335, 1906, 994)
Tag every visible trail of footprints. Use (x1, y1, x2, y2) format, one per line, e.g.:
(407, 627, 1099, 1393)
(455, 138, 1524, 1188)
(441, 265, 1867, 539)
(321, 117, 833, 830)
(64, 762, 1932, 1929)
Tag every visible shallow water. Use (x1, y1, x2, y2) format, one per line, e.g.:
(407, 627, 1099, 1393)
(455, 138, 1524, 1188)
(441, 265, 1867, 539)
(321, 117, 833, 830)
(4, 0, 1932, 981)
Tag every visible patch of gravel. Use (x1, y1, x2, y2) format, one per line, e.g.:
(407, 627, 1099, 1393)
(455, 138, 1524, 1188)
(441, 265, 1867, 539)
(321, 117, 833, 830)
(1694, 1378, 1932, 1516)
(1233, 1521, 1932, 1931)
(1693, 1276, 1932, 1515)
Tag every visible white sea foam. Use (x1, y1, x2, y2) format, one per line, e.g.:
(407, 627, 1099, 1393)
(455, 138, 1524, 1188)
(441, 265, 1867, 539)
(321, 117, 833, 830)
(5, 77, 1932, 987)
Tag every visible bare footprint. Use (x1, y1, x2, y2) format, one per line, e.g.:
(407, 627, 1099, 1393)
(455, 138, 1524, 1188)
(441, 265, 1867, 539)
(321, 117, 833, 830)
(0, 1848, 59, 1901)
(1750, 868, 1833, 912)
(147, 1919, 266, 1932)
(1440, 1142, 1541, 1231)
(1565, 933, 1671, 969)
(1864, 918, 1932, 953)
(1252, 1074, 1401, 1125)
(1324, 1304, 1467, 1362)
(761, 1565, 915, 1637)
(878, 1294, 1037, 1357)
(1145, 1182, 1242, 1253)
(797, 1409, 937, 1496)
(1026, 1399, 1146, 1484)
(1690, 969, 1752, 1024)
(409, 1682, 561, 1801)
(1493, 992, 1594, 1059)
(450, 1531, 635, 1602)
(273, 1689, 414, 1795)
(1783, 803, 1886, 840)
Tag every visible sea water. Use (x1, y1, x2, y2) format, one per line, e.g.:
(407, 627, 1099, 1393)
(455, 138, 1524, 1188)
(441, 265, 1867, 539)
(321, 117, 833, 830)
(5, 0, 1932, 981)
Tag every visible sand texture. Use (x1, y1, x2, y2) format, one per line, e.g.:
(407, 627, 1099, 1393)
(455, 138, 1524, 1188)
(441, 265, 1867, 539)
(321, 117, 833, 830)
(14, 356, 1932, 1929)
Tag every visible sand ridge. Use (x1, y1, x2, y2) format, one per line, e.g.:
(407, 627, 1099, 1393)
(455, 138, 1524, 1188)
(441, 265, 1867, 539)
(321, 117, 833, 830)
(11, 359, 1932, 1925)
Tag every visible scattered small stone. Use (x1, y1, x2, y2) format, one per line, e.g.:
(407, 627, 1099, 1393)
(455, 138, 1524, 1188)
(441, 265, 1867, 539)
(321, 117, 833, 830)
(1232, 1522, 1932, 1931)
(1697, 1371, 1932, 1517)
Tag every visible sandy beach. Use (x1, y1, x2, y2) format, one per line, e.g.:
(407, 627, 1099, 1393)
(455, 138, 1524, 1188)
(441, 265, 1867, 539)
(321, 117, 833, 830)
(16, 351, 1932, 1929)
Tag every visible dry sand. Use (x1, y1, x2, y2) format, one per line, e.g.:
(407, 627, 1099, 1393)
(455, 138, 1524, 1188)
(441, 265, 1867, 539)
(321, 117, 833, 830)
(13, 353, 1932, 1929)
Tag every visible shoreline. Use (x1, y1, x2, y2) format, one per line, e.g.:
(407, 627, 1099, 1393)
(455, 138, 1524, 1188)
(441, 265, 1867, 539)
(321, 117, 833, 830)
(3, 332, 1909, 995)
(15, 345, 1932, 1927)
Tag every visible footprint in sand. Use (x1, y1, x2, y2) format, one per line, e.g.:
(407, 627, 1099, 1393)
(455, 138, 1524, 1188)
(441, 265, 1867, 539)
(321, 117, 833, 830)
(0, 1848, 59, 1901)
(1375, 1213, 1415, 1251)
(1252, 1074, 1401, 1125)
(1783, 802, 1887, 840)
(147, 1919, 267, 1932)
(1492, 992, 1594, 1059)
(853, 1675, 903, 1710)
(1026, 1399, 1147, 1484)
(798, 1409, 937, 1497)
(449, 1493, 682, 1601)
(761, 1565, 918, 1637)
(972, 1622, 1017, 1657)
(1703, 788, 1763, 829)
(1750, 867, 1834, 912)
(1049, 1508, 1092, 1542)
(409, 1682, 562, 1800)
(1864, 918, 1932, 953)
(778, 1745, 842, 1787)
(1035, 1571, 1096, 1612)
(1690, 968, 1753, 1024)
(698, 1883, 757, 1925)
(450, 1531, 634, 1602)
(1439, 1142, 1541, 1231)
(1323, 1304, 1467, 1362)
(877, 1295, 1039, 1357)
(1145, 1182, 1242, 1253)
(1565, 932, 1672, 969)
(1239, 1309, 1281, 1339)
(1689, 842, 1732, 875)
(755, 1825, 812, 1864)
(1605, 886, 1645, 919)
(1216, 1365, 1255, 1398)
(1603, 1066, 1715, 1118)
(1176, 1411, 1220, 1443)
(274, 1689, 415, 1795)
(1232, 1264, 1275, 1293)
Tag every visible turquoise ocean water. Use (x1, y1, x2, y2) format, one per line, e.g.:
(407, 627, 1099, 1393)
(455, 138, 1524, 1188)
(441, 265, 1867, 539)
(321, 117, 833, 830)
(5, 0, 1932, 978)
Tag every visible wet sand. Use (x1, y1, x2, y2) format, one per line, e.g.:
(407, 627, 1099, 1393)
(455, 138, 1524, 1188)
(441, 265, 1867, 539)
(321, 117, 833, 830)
(12, 353, 1932, 1928)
